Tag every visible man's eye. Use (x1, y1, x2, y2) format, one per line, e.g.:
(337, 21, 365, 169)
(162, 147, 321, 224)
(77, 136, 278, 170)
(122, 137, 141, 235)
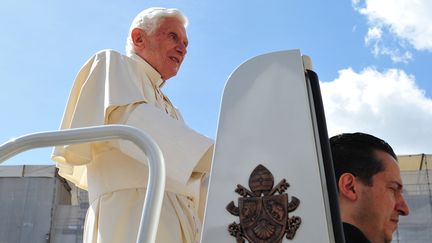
(389, 187, 401, 195)
(168, 33, 178, 42)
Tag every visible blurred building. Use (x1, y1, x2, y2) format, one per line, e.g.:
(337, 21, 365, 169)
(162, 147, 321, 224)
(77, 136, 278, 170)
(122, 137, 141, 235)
(0, 165, 88, 243)
(393, 154, 432, 243)
(0, 154, 430, 243)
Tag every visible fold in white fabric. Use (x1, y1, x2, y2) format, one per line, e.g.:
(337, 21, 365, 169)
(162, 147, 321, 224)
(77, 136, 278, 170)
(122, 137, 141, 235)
(52, 50, 213, 192)
(51, 49, 213, 243)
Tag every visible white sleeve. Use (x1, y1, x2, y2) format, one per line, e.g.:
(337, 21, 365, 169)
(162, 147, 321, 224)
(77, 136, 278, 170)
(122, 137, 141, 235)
(115, 103, 214, 186)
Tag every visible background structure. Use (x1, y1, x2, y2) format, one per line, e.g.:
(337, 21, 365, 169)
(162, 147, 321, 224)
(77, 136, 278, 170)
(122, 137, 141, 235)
(0, 165, 87, 243)
(0, 155, 430, 243)
(394, 154, 432, 243)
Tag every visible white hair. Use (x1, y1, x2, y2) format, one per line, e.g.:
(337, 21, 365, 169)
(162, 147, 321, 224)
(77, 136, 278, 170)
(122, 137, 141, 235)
(125, 7, 188, 57)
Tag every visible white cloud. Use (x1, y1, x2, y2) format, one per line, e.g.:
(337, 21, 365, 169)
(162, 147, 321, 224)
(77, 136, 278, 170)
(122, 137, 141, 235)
(365, 26, 382, 44)
(321, 67, 432, 154)
(353, 0, 432, 61)
(364, 26, 413, 63)
(370, 43, 413, 64)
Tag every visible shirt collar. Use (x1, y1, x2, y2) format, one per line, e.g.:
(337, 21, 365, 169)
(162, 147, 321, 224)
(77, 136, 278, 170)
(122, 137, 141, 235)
(129, 53, 166, 88)
(343, 222, 371, 243)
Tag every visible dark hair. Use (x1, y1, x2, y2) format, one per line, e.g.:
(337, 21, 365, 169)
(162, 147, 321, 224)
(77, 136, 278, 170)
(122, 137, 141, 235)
(330, 132, 396, 186)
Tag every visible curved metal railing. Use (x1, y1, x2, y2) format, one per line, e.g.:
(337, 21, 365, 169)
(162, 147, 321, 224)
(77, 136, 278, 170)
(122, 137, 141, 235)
(0, 125, 165, 243)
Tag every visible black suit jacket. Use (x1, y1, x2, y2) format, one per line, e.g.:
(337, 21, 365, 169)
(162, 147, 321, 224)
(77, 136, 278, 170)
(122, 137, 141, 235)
(343, 222, 371, 243)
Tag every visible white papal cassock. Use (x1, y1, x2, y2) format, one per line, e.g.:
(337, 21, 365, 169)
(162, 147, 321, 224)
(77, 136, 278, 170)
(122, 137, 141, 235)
(51, 50, 213, 243)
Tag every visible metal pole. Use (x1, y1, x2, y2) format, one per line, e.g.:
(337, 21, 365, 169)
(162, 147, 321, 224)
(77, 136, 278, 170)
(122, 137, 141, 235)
(0, 125, 165, 243)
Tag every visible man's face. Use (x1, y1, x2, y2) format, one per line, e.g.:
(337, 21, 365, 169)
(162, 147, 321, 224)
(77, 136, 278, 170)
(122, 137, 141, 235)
(138, 17, 188, 80)
(355, 151, 410, 243)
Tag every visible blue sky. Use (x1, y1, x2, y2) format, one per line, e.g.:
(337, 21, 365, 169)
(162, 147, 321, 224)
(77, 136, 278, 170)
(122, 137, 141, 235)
(1, 0, 431, 165)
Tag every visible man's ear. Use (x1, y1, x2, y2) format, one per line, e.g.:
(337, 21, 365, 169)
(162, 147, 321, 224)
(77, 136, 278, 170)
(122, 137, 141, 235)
(338, 173, 358, 201)
(131, 28, 146, 49)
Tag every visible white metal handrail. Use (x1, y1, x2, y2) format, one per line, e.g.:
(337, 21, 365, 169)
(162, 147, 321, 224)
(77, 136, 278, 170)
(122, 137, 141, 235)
(0, 125, 165, 243)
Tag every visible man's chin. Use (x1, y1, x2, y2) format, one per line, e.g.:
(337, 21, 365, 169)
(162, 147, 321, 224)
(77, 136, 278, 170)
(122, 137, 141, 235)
(169, 70, 179, 79)
(384, 231, 394, 243)
(162, 72, 177, 81)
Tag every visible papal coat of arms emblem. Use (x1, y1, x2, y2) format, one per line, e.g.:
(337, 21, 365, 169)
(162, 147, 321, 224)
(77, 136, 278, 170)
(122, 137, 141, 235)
(226, 164, 301, 243)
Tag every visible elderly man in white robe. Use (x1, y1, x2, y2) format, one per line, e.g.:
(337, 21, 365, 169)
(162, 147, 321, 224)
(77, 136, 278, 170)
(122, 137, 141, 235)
(52, 7, 213, 243)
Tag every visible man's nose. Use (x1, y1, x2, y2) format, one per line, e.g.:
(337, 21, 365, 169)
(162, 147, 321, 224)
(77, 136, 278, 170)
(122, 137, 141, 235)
(176, 43, 187, 56)
(396, 195, 410, 216)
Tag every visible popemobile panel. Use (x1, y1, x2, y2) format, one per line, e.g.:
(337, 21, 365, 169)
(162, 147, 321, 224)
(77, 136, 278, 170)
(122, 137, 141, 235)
(201, 50, 344, 243)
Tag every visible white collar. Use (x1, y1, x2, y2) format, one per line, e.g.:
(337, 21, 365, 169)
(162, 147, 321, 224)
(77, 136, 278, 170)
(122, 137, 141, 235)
(129, 53, 166, 88)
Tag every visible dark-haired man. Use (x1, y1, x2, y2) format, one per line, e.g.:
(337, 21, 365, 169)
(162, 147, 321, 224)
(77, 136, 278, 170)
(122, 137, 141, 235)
(330, 133, 409, 243)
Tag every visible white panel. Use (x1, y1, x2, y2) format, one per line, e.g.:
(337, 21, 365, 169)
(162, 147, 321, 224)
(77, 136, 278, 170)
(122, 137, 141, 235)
(0, 165, 56, 178)
(202, 50, 332, 242)
(0, 165, 23, 177)
(24, 165, 56, 178)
